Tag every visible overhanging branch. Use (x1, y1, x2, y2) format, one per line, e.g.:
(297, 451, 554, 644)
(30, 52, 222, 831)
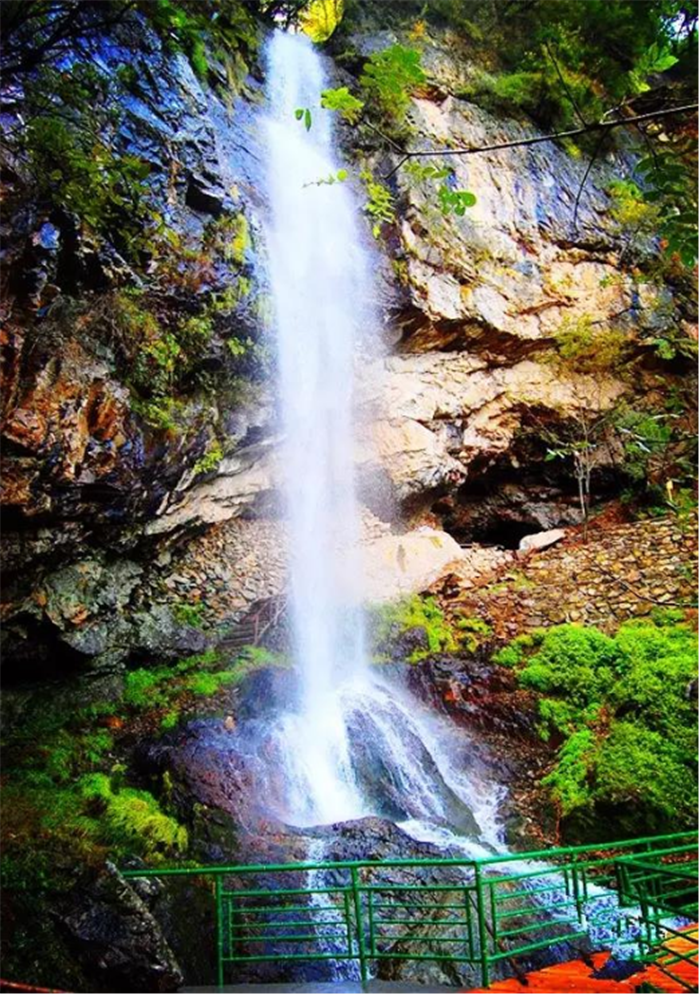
(383, 103, 699, 179)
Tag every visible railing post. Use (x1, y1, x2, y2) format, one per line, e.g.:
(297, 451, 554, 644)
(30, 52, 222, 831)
(571, 862, 585, 924)
(367, 885, 376, 957)
(464, 885, 475, 962)
(343, 890, 354, 958)
(215, 876, 225, 990)
(351, 866, 369, 990)
(475, 863, 490, 989)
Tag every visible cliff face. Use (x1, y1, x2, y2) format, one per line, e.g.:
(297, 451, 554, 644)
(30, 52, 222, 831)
(1, 13, 695, 675)
(1, 9, 697, 992)
(1, 12, 274, 673)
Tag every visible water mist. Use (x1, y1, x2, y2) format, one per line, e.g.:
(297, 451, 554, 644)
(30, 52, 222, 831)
(264, 31, 500, 849)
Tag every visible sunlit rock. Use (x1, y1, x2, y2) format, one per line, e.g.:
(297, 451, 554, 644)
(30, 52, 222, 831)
(362, 527, 466, 602)
(518, 527, 567, 552)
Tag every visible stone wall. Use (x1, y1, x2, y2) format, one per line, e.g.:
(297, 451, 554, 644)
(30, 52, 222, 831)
(436, 516, 697, 638)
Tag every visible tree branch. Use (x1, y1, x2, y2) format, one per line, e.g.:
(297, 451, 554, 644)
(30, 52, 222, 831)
(361, 118, 405, 154)
(543, 39, 588, 128)
(383, 103, 699, 179)
(571, 129, 608, 235)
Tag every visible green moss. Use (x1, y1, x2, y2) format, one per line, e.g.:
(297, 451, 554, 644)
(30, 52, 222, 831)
(454, 616, 493, 652)
(183, 671, 238, 696)
(2, 719, 185, 891)
(160, 710, 180, 731)
(123, 668, 170, 710)
(192, 442, 224, 477)
(372, 595, 460, 662)
(172, 601, 208, 628)
(14, 728, 114, 788)
(1, 644, 285, 892)
(493, 629, 546, 667)
(517, 625, 623, 707)
(228, 214, 249, 265)
(541, 728, 596, 814)
(493, 643, 524, 668)
(123, 647, 287, 727)
(497, 618, 698, 834)
(79, 774, 188, 857)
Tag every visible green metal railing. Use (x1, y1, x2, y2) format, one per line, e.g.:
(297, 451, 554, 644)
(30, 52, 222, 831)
(122, 830, 698, 990)
(616, 853, 699, 991)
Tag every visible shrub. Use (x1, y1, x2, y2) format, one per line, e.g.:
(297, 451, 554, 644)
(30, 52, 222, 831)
(172, 601, 208, 628)
(372, 595, 460, 662)
(552, 315, 629, 376)
(193, 442, 224, 477)
(542, 728, 596, 815)
(592, 722, 695, 826)
(517, 625, 623, 706)
(359, 44, 425, 123)
(496, 618, 698, 836)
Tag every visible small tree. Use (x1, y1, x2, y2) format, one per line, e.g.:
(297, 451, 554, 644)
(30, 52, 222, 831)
(543, 406, 614, 537)
(538, 316, 630, 536)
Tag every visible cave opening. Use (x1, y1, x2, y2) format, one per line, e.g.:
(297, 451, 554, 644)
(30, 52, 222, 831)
(469, 519, 544, 550)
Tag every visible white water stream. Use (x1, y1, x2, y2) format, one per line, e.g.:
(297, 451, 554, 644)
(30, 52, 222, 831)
(264, 30, 502, 845)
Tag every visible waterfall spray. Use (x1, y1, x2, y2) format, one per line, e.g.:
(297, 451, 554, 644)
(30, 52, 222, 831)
(263, 31, 501, 847)
(265, 31, 370, 824)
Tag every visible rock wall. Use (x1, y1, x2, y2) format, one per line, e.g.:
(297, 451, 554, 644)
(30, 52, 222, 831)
(1, 12, 696, 677)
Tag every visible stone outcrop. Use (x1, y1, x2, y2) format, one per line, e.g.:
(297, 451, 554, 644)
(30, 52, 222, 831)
(387, 31, 682, 354)
(360, 353, 625, 505)
(1, 11, 270, 580)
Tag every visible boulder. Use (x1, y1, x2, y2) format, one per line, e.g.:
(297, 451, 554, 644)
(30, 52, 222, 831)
(362, 527, 466, 602)
(55, 863, 183, 993)
(519, 527, 568, 552)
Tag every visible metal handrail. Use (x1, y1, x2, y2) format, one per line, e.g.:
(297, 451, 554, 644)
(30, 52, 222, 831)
(122, 830, 698, 990)
(121, 830, 698, 878)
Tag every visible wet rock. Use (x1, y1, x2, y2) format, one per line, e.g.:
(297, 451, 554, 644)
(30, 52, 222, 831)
(185, 174, 226, 215)
(55, 863, 183, 993)
(132, 605, 210, 659)
(146, 436, 278, 535)
(40, 559, 143, 630)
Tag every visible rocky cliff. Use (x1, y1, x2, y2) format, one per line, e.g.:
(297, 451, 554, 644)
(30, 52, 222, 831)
(1, 5, 697, 992)
(3, 12, 695, 679)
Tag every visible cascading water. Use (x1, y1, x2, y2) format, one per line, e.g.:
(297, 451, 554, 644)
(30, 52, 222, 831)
(263, 29, 502, 847)
(265, 30, 370, 826)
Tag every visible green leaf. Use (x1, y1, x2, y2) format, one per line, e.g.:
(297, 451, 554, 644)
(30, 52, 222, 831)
(304, 108, 312, 131)
(295, 108, 304, 121)
(320, 87, 365, 124)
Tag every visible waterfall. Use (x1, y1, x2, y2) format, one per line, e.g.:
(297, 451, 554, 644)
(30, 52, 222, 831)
(263, 31, 502, 846)
(265, 30, 369, 825)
